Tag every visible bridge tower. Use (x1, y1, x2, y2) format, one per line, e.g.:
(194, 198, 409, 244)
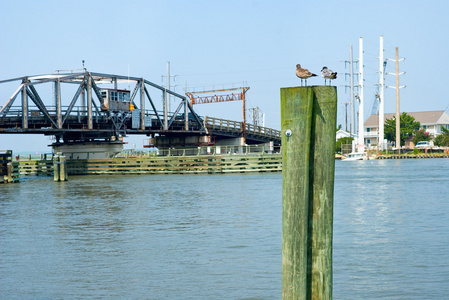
(186, 87, 250, 145)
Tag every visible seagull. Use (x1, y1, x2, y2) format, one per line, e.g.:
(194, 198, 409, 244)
(296, 64, 317, 86)
(321, 66, 337, 85)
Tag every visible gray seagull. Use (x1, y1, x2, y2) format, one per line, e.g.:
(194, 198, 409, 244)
(321, 66, 337, 85)
(296, 64, 317, 86)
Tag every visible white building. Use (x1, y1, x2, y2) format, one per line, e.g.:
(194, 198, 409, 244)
(336, 129, 351, 141)
(364, 110, 449, 148)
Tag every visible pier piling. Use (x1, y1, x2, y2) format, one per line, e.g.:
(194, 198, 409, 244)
(0, 150, 19, 183)
(53, 153, 68, 182)
(281, 86, 337, 299)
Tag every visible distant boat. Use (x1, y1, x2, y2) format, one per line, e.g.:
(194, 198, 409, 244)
(344, 152, 368, 161)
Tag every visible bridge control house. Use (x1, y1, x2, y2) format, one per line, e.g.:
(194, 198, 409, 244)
(100, 89, 134, 112)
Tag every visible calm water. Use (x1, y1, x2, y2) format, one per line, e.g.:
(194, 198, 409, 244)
(1, 159, 449, 299)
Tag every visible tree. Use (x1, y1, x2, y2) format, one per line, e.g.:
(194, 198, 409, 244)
(434, 126, 449, 147)
(412, 129, 431, 145)
(336, 124, 342, 133)
(384, 112, 421, 145)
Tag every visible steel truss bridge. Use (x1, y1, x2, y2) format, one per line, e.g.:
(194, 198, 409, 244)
(0, 71, 281, 148)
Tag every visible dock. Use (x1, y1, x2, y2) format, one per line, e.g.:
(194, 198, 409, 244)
(0, 150, 20, 183)
(377, 153, 449, 159)
(16, 146, 282, 176)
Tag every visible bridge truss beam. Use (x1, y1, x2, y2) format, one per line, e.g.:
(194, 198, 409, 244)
(0, 71, 205, 142)
(186, 87, 250, 142)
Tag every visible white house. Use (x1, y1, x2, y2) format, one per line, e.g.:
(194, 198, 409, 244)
(363, 110, 449, 147)
(336, 129, 351, 141)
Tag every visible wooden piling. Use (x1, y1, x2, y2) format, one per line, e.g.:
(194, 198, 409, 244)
(59, 155, 67, 181)
(6, 163, 13, 182)
(281, 87, 314, 299)
(0, 150, 19, 183)
(53, 153, 68, 182)
(53, 155, 60, 181)
(281, 86, 337, 299)
(308, 86, 337, 299)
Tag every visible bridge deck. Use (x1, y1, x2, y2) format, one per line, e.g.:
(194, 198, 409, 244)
(0, 106, 281, 145)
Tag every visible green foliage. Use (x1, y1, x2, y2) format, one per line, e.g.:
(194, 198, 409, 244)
(413, 148, 420, 155)
(434, 126, 449, 146)
(412, 129, 431, 145)
(384, 112, 421, 144)
(335, 136, 353, 153)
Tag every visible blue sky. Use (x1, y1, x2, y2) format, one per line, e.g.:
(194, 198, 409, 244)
(1, 0, 448, 152)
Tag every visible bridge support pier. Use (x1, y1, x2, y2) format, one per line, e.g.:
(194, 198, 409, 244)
(52, 141, 124, 159)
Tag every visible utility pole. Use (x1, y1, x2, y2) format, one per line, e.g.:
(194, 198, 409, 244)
(248, 106, 262, 126)
(386, 47, 406, 154)
(164, 62, 170, 130)
(349, 44, 355, 136)
(378, 35, 385, 151)
(161, 61, 177, 130)
(395, 48, 400, 154)
(341, 102, 350, 132)
(358, 37, 365, 153)
(345, 44, 358, 138)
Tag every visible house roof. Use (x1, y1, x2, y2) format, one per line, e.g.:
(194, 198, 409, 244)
(336, 129, 351, 141)
(364, 111, 449, 127)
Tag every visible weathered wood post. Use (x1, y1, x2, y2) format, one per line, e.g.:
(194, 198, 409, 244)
(59, 154, 67, 181)
(281, 86, 337, 299)
(281, 87, 314, 299)
(53, 152, 68, 182)
(308, 86, 337, 299)
(6, 162, 13, 182)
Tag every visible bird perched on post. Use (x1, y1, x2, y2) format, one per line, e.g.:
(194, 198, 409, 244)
(296, 64, 317, 86)
(321, 66, 337, 85)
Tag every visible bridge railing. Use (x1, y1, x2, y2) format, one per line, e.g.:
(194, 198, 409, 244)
(116, 144, 282, 158)
(1, 105, 281, 141)
(10, 145, 282, 161)
(203, 116, 243, 133)
(203, 116, 281, 139)
(1, 105, 162, 124)
(14, 153, 53, 161)
(1, 105, 106, 120)
(245, 123, 281, 139)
